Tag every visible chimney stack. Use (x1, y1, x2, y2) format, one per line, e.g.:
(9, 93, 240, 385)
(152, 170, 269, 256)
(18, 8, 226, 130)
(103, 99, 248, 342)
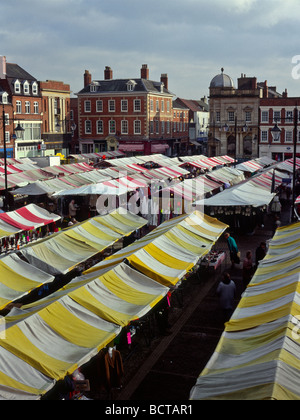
(263, 80, 268, 98)
(160, 73, 168, 90)
(104, 66, 113, 80)
(282, 88, 288, 98)
(84, 70, 92, 87)
(141, 64, 149, 80)
(0, 56, 7, 79)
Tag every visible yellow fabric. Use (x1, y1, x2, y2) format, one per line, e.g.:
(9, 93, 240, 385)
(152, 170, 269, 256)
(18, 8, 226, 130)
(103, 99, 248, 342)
(70, 288, 135, 326)
(238, 282, 300, 308)
(99, 270, 158, 305)
(39, 303, 111, 348)
(128, 254, 192, 286)
(0, 261, 40, 292)
(141, 243, 194, 269)
(0, 326, 75, 380)
(0, 369, 45, 396)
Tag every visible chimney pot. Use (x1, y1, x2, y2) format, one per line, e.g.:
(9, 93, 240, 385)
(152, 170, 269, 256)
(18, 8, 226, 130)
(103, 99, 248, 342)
(161, 73, 168, 90)
(84, 70, 92, 87)
(141, 64, 149, 80)
(0, 56, 7, 79)
(104, 66, 113, 80)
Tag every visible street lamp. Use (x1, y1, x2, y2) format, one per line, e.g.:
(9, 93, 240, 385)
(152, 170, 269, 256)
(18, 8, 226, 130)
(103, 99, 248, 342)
(270, 107, 298, 222)
(2, 105, 24, 210)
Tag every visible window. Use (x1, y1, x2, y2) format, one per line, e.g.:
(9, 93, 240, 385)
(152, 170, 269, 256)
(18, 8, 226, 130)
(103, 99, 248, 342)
(167, 101, 170, 113)
(25, 101, 30, 114)
(150, 121, 154, 134)
(85, 120, 92, 134)
(261, 130, 268, 143)
(228, 111, 235, 122)
(20, 123, 41, 140)
(4, 114, 9, 125)
(245, 111, 251, 123)
(121, 100, 128, 112)
(97, 120, 103, 134)
(156, 100, 159, 112)
(121, 120, 128, 134)
(285, 130, 293, 143)
(161, 101, 164, 112)
(1, 92, 8, 104)
(70, 110, 74, 120)
(109, 120, 116, 134)
(5, 132, 10, 143)
(90, 85, 97, 92)
(23, 81, 30, 95)
(286, 111, 293, 123)
(155, 120, 159, 134)
(134, 120, 141, 134)
(261, 111, 269, 123)
(14, 80, 21, 94)
(150, 99, 154, 112)
(273, 110, 281, 122)
(32, 82, 38, 95)
(127, 80, 136, 91)
(216, 111, 221, 123)
(96, 100, 103, 112)
(167, 121, 170, 133)
(109, 100, 115, 112)
(134, 99, 141, 112)
(34, 102, 39, 114)
(84, 100, 91, 112)
(16, 101, 22, 114)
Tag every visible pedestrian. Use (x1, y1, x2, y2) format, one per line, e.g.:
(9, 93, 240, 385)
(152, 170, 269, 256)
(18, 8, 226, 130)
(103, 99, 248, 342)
(270, 195, 281, 216)
(273, 215, 281, 235)
(216, 272, 236, 323)
(224, 232, 240, 269)
(255, 241, 266, 268)
(68, 199, 79, 219)
(243, 250, 253, 287)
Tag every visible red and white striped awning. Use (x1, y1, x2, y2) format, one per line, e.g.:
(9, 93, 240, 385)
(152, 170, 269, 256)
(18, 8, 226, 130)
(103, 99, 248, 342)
(0, 204, 60, 233)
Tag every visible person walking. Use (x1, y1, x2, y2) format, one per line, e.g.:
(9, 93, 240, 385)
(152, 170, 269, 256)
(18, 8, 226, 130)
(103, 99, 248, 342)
(255, 241, 266, 268)
(68, 199, 79, 221)
(243, 250, 253, 288)
(216, 272, 236, 323)
(224, 232, 240, 269)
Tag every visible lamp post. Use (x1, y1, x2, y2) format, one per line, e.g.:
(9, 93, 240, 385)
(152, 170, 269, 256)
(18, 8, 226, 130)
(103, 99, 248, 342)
(2, 105, 24, 210)
(270, 106, 298, 222)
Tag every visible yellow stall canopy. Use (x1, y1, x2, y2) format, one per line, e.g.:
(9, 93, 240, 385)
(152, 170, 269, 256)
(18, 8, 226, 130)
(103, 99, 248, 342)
(0, 263, 168, 399)
(20, 209, 148, 275)
(85, 211, 228, 287)
(0, 254, 54, 311)
(190, 222, 300, 401)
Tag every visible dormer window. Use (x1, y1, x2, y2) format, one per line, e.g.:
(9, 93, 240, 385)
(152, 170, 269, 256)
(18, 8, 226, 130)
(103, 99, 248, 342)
(1, 92, 8, 104)
(23, 81, 30, 95)
(14, 80, 21, 94)
(90, 81, 99, 92)
(32, 82, 38, 95)
(126, 80, 137, 92)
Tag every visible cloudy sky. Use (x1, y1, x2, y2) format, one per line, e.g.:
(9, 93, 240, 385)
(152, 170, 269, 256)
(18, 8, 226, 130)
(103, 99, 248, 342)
(2, 0, 300, 99)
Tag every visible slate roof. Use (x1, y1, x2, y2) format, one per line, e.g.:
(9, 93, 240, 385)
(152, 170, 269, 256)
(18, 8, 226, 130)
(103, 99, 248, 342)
(77, 78, 174, 96)
(6, 63, 36, 82)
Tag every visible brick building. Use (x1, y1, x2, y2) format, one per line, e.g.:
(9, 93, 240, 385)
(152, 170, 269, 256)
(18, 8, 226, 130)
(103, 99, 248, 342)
(39, 80, 72, 157)
(75, 64, 189, 156)
(0, 56, 43, 158)
(259, 93, 300, 162)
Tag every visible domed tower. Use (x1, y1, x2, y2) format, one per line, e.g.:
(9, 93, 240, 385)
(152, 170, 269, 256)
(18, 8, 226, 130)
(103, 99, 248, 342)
(209, 68, 235, 95)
